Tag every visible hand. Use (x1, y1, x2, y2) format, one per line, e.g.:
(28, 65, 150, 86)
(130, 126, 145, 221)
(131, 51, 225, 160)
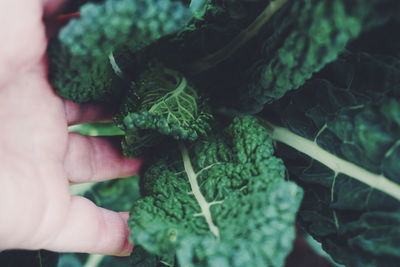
(0, 1, 141, 256)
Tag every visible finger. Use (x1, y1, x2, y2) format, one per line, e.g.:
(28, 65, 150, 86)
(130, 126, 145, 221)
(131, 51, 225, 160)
(64, 133, 141, 183)
(0, 1, 47, 86)
(64, 100, 114, 125)
(44, 196, 133, 255)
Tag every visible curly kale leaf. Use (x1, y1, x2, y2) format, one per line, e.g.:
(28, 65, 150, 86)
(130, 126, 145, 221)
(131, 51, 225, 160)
(159, 0, 398, 112)
(120, 130, 161, 159)
(240, 0, 400, 111)
(129, 116, 303, 267)
(116, 65, 213, 157)
(48, 41, 121, 103)
(49, 0, 193, 103)
(262, 52, 400, 267)
(59, 0, 192, 57)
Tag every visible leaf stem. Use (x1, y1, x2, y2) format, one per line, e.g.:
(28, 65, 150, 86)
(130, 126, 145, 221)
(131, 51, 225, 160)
(83, 254, 105, 267)
(109, 52, 123, 77)
(262, 121, 400, 201)
(179, 143, 220, 238)
(190, 0, 288, 74)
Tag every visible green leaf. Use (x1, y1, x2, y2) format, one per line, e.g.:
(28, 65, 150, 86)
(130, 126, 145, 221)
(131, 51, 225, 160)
(129, 116, 303, 266)
(262, 51, 400, 267)
(59, 0, 192, 57)
(116, 64, 213, 157)
(84, 176, 141, 211)
(48, 41, 120, 103)
(49, 0, 193, 103)
(240, 0, 400, 109)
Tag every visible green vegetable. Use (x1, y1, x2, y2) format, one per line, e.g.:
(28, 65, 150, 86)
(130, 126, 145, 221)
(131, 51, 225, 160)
(83, 176, 141, 212)
(240, 0, 400, 110)
(261, 51, 400, 267)
(46, 1, 400, 266)
(48, 41, 119, 103)
(59, 0, 191, 57)
(116, 63, 213, 157)
(49, 0, 193, 103)
(129, 116, 303, 266)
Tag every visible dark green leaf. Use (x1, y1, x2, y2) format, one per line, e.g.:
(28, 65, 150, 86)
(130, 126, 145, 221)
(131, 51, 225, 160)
(263, 51, 400, 267)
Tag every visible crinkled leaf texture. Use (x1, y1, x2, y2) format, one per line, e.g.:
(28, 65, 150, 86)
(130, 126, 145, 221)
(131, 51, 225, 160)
(48, 41, 120, 103)
(239, 0, 400, 112)
(59, 0, 192, 57)
(129, 116, 303, 267)
(117, 65, 213, 157)
(49, 0, 192, 103)
(264, 51, 400, 267)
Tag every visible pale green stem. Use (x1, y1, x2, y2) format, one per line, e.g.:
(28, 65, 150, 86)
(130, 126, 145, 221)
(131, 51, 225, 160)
(190, 0, 288, 73)
(84, 254, 105, 267)
(179, 143, 220, 238)
(108, 52, 123, 77)
(263, 121, 400, 201)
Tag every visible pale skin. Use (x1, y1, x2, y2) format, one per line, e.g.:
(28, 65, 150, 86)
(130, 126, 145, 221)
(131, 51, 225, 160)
(0, 1, 141, 256)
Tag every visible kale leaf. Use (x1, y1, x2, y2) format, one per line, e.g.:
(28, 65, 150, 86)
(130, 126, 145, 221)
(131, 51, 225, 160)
(129, 116, 303, 266)
(116, 64, 213, 157)
(240, 0, 400, 111)
(59, 0, 192, 57)
(49, 0, 193, 103)
(48, 41, 120, 103)
(261, 51, 400, 267)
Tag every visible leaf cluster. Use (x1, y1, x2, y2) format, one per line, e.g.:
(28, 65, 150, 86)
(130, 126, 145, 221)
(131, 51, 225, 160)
(46, 0, 400, 266)
(49, 0, 192, 103)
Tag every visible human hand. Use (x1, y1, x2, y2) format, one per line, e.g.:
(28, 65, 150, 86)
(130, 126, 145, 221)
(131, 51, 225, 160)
(0, 1, 141, 256)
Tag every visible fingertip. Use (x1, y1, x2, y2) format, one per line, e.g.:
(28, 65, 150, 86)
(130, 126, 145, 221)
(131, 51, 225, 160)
(115, 212, 133, 257)
(119, 211, 130, 220)
(120, 157, 143, 178)
(43, 197, 133, 255)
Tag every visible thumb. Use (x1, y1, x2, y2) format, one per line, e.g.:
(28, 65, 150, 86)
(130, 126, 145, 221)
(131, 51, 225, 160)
(43, 196, 133, 256)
